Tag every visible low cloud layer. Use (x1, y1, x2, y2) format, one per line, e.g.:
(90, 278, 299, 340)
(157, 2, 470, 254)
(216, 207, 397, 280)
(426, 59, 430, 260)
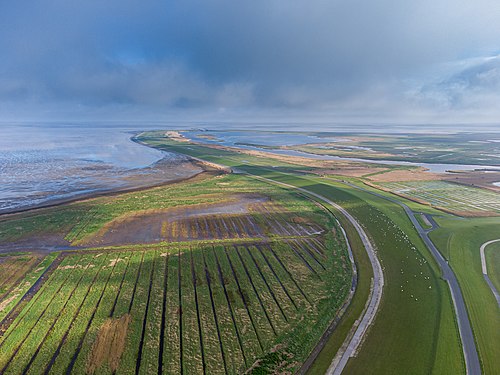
(1, 1, 500, 123)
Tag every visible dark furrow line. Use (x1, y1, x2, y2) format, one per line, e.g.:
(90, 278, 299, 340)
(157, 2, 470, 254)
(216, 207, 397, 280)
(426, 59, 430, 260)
(287, 221, 305, 236)
(210, 216, 224, 239)
(211, 217, 222, 238)
(216, 217, 231, 238)
(233, 247, 277, 336)
(45, 253, 122, 375)
(244, 246, 288, 323)
(135, 253, 156, 375)
(303, 238, 326, 258)
(309, 237, 326, 255)
(219, 217, 231, 238)
(0, 257, 45, 302)
(295, 224, 311, 236)
(38, 253, 113, 373)
(109, 255, 132, 318)
(26, 253, 110, 373)
(2, 255, 98, 374)
(244, 216, 263, 237)
(0, 261, 18, 290)
(234, 217, 249, 238)
(254, 245, 298, 310)
(228, 217, 241, 237)
(158, 254, 169, 375)
(177, 217, 183, 242)
(183, 219, 190, 240)
(65, 254, 134, 375)
(183, 219, 190, 241)
(264, 244, 312, 305)
(227, 217, 243, 238)
(202, 217, 211, 240)
(239, 216, 256, 237)
(192, 218, 201, 240)
(178, 249, 183, 375)
(202, 251, 228, 375)
(295, 240, 326, 271)
(190, 251, 207, 375)
(287, 241, 321, 278)
(168, 220, 175, 242)
(211, 247, 248, 367)
(223, 247, 264, 352)
(270, 216, 292, 236)
(259, 205, 292, 236)
(197, 217, 205, 240)
(0, 254, 63, 336)
(264, 202, 311, 237)
(0, 256, 75, 346)
(0, 260, 34, 299)
(270, 209, 304, 236)
(264, 204, 304, 236)
(129, 251, 146, 313)
(235, 217, 252, 237)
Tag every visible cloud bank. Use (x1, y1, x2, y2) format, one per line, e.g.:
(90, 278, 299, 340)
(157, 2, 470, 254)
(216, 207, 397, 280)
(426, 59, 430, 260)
(1, 0, 500, 123)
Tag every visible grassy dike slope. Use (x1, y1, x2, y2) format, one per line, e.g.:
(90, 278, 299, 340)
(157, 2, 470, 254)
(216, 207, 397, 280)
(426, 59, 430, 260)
(138, 133, 464, 374)
(331, 177, 499, 374)
(258, 173, 463, 374)
(430, 216, 500, 374)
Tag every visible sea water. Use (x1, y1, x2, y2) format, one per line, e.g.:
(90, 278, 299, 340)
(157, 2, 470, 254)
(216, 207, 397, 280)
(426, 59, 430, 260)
(0, 124, 182, 213)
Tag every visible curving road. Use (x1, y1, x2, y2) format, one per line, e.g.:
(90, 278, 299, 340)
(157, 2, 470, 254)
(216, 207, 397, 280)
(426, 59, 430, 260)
(166, 146, 479, 374)
(479, 239, 500, 308)
(343, 182, 482, 375)
(235, 171, 385, 375)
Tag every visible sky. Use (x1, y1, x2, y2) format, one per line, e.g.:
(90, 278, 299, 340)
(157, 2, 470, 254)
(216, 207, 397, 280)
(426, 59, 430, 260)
(1, 1, 500, 124)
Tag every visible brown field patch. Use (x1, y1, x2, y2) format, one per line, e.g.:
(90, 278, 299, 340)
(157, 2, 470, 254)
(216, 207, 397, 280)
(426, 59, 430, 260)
(368, 168, 444, 182)
(312, 167, 389, 177)
(0, 293, 19, 312)
(0, 255, 43, 299)
(80, 194, 269, 246)
(86, 314, 131, 374)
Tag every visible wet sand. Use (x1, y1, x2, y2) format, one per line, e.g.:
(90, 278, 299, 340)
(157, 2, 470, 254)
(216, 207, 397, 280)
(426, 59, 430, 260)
(0, 154, 207, 217)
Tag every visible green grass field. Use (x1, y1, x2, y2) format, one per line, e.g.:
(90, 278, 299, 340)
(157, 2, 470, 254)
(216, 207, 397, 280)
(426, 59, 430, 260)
(4, 130, 497, 374)
(257, 173, 464, 374)
(485, 241, 500, 293)
(429, 216, 500, 374)
(0, 238, 350, 374)
(137, 134, 466, 374)
(0, 162, 353, 374)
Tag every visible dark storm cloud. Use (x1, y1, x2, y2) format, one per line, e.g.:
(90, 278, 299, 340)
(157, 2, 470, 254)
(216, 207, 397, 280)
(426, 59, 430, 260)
(1, 0, 500, 120)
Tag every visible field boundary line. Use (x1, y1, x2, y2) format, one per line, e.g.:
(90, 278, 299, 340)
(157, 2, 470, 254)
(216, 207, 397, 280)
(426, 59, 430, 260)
(224, 246, 264, 352)
(202, 250, 229, 374)
(233, 246, 277, 336)
(212, 246, 248, 366)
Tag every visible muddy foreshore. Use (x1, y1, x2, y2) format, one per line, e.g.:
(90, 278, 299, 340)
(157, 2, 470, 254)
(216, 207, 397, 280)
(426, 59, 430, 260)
(0, 148, 214, 218)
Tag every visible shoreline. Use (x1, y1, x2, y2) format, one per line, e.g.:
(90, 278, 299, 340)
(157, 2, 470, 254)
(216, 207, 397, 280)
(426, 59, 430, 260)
(0, 167, 209, 218)
(0, 136, 223, 218)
